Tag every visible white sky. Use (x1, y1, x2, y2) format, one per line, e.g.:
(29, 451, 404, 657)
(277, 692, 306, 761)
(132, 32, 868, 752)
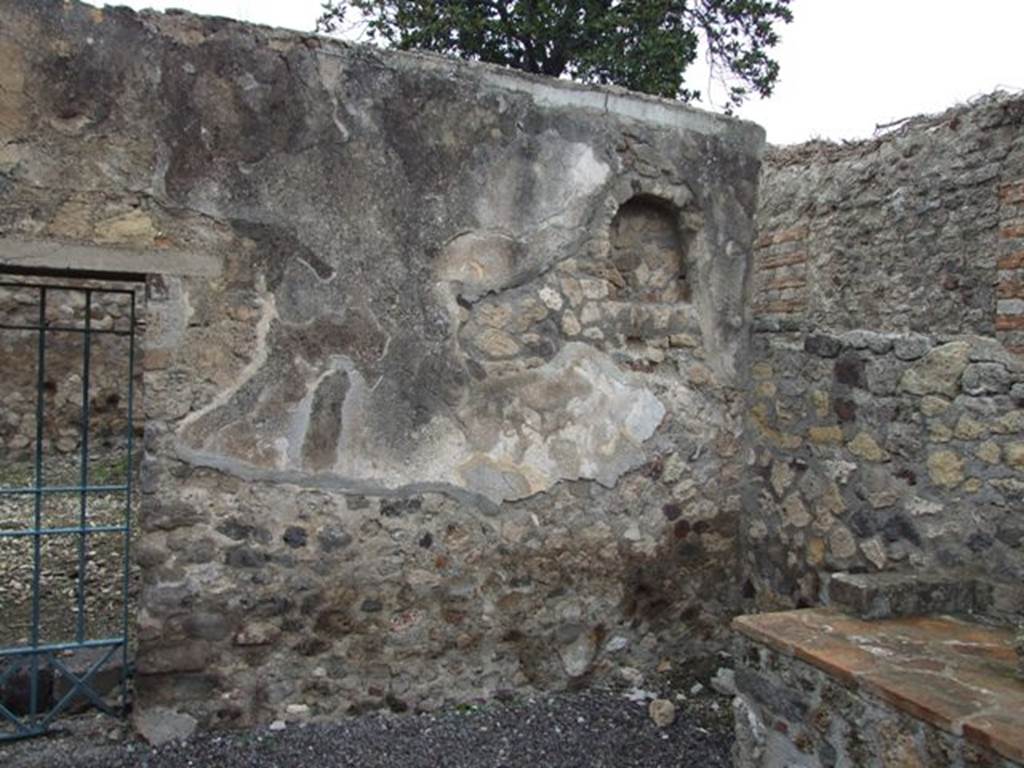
(100, 0, 1024, 145)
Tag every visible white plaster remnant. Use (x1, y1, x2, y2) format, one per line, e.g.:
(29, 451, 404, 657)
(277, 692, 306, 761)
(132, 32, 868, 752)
(478, 135, 610, 242)
(177, 342, 664, 505)
(178, 293, 277, 433)
(435, 343, 666, 502)
(538, 286, 563, 311)
(145, 276, 192, 354)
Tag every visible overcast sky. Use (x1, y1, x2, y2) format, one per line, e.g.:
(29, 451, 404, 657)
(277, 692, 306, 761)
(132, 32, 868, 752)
(102, 0, 1024, 145)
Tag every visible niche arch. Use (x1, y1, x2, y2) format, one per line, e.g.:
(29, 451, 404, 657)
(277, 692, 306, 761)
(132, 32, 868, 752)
(608, 194, 692, 303)
(589, 179, 704, 307)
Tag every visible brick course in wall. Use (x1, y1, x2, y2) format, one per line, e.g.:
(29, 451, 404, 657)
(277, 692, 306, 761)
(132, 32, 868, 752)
(997, 179, 1024, 350)
(753, 224, 809, 318)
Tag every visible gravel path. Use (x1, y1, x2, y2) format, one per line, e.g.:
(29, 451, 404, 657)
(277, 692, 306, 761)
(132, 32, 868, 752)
(0, 454, 138, 647)
(2, 689, 734, 768)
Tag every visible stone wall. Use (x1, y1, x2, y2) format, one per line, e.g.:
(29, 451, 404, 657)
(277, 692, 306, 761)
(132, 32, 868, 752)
(0, 282, 139, 467)
(1, 0, 763, 729)
(744, 93, 1024, 615)
(7, 0, 1022, 740)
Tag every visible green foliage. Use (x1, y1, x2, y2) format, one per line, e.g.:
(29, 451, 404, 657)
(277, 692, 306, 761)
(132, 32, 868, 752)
(317, 1, 792, 109)
(91, 454, 129, 485)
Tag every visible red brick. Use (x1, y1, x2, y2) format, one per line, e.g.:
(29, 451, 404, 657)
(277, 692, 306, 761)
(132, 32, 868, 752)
(998, 181, 1024, 205)
(755, 225, 809, 249)
(772, 225, 809, 245)
(996, 251, 1024, 269)
(762, 276, 807, 291)
(859, 670, 985, 734)
(733, 609, 1022, 762)
(995, 315, 1024, 331)
(758, 299, 806, 315)
(759, 251, 808, 270)
(1001, 223, 1024, 239)
(963, 714, 1024, 764)
(996, 278, 1024, 298)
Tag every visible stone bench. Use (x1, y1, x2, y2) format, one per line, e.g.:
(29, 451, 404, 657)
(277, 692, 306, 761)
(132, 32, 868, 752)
(731, 609, 1023, 767)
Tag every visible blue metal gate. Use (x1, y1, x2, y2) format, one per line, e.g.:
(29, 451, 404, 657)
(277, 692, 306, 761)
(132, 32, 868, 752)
(0, 278, 139, 740)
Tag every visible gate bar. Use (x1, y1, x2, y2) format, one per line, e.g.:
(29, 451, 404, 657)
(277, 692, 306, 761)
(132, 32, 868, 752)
(0, 524, 128, 539)
(1, 280, 137, 739)
(0, 484, 129, 496)
(76, 291, 92, 643)
(0, 279, 139, 293)
(28, 288, 46, 719)
(120, 289, 137, 714)
(0, 637, 124, 658)
(0, 322, 131, 337)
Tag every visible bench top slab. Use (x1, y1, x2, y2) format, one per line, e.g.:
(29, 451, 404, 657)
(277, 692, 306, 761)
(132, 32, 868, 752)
(733, 608, 1023, 764)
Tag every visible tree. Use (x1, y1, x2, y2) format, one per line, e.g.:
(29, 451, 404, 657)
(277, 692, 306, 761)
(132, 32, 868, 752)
(317, 1, 792, 110)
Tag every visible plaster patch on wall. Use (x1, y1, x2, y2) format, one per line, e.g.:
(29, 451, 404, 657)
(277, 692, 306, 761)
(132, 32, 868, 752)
(177, 292, 277, 435)
(454, 342, 666, 500)
(145, 276, 192, 353)
(478, 135, 610, 241)
(436, 230, 527, 301)
(175, 339, 664, 504)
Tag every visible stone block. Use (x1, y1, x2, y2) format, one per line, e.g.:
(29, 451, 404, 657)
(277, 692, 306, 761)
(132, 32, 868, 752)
(135, 706, 198, 746)
(899, 342, 971, 397)
(893, 335, 932, 361)
(141, 501, 206, 532)
(927, 449, 964, 488)
(825, 571, 980, 619)
(839, 330, 895, 354)
(962, 362, 1012, 395)
(804, 334, 842, 358)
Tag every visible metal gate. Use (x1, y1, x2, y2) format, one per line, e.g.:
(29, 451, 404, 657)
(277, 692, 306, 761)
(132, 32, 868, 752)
(0, 278, 139, 740)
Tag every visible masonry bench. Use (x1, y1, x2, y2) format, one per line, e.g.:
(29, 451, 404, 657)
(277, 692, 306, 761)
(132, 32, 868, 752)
(731, 609, 1023, 767)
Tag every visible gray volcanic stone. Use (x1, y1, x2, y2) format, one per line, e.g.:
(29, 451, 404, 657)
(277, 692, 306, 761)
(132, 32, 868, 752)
(961, 362, 1011, 395)
(840, 330, 895, 354)
(893, 335, 933, 361)
(134, 707, 199, 747)
(804, 334, 843, 358)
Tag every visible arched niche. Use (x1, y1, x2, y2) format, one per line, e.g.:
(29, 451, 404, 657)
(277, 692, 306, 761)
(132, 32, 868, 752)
(608, 195, 691, 303)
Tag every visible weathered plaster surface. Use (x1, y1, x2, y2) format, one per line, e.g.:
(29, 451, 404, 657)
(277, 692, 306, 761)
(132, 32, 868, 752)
(0, 0, 762, 728)
(7, 0, 1022, 746)
(178, 338, 668, 503)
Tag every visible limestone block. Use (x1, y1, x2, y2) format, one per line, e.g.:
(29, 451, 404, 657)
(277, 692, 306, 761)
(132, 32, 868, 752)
(927, 450, 965, 488)
(899, 342, 970, 397)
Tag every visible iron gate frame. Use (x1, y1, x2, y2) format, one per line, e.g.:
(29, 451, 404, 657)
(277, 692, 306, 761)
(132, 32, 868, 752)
(0, 278, 140, 741)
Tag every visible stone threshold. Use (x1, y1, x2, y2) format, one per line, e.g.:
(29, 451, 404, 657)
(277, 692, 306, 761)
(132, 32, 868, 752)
(733, 608, 1024, 764)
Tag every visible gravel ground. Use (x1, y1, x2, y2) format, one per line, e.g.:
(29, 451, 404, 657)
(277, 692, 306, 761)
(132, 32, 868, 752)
(2, 688, 735, 768)
(0, 454, 138, 646)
